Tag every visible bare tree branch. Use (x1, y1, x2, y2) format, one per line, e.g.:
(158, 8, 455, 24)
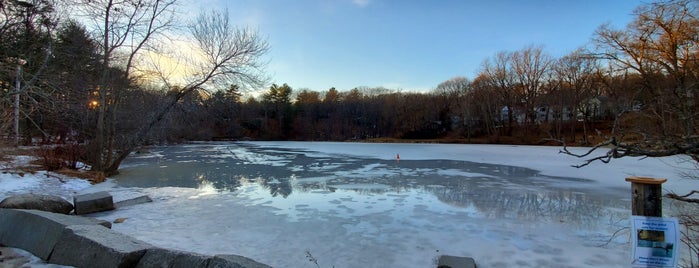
(666, 190, 699, 204)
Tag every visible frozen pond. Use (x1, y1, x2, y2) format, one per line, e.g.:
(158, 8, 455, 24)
(116, 142, 629, 223)
(98, 142, 692, 267)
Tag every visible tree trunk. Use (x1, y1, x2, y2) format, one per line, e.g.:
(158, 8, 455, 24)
(13, 64, 20, 146)
(570, 105, 578, 143)
(94, 0, 113, 172)
(507, 107, 514, 136)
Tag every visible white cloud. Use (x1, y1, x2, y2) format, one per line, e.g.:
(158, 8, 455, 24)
(352, 0, 370, 8)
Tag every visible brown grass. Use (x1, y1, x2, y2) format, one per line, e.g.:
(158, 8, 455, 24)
(1, 144, 102, 184)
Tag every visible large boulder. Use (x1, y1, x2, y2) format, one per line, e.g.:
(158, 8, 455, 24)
(0, 209, 274, 268)
(73, 191, 114, 215)
(0, 209, 111, 260)
(136, 248, 211, 268)
(0, 194, 74, 214)
(48, 224, 152, 268)
(209, 254, 272, 268)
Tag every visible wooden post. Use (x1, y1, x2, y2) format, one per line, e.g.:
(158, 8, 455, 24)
(625, 177, 667, 217)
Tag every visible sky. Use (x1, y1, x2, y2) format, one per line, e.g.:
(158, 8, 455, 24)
(187, 0, 644, 92)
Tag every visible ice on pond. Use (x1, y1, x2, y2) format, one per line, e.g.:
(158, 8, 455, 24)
(93, 141, 694, 267)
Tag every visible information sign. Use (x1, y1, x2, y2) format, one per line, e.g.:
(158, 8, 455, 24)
(631, 216, 679, 268)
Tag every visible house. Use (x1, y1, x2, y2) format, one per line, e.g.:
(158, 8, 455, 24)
(579, 96, 613, 120)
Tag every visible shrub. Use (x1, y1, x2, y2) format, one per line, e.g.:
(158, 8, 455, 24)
(36, 144, 85, 171)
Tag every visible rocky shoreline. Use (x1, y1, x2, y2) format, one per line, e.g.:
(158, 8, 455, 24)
(0, 192, 271, 268)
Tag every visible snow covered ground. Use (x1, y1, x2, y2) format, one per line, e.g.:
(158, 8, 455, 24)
(0, 152, 92, 267)
(0, 142, 696, 267)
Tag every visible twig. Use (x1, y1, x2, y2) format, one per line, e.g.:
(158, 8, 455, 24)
(599, 227, 630, 247)
(305, 250, 320, 268)
(44, 172, 67, 183)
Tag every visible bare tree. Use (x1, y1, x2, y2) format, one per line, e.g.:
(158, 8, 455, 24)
(565, 0, 699, 166)
(561, 2, 699, 266)
(511, 45, 552, 126)
(435, 76, 470, 96)
(70, 1, 268, 175)
(480, 51, 516, 136)
(68, 0, 178, 173)
(0, 0, 58, 144)
(553, 48, 599, 144)
(106, 9, 268, 174)
(471, 73, 500, 137)
(434, 76, 472, 139)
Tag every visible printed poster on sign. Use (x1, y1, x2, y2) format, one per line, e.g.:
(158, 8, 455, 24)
(631, 216, 679, 268)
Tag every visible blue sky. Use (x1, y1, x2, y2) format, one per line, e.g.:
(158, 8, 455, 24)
(191, 0, 643, 92)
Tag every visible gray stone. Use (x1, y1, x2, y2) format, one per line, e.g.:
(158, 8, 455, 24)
(0, 209, 111, 260)
(74, 191, 114, 215)
(115, 195, 152, 208)
(136, 248, 210, 268)
(0, 194, 74, 214)
(208, 254, 272, 268)
(437, 255, 476, 268)
(48, 224, 152, 268)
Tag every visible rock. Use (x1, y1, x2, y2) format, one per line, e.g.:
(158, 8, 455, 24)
(113, 217, 128, 223)
(48, 224, 152, 268)
(0, 209, 111, 260)
(114, 195, 152, 208)
(209, 254, 272, 268)
(0, 194, 74, 214)
(73, 191, 114, 215)
(0, 209, 275, 268)
(136, 248, 211, 268)
(437, 255, 476, 268)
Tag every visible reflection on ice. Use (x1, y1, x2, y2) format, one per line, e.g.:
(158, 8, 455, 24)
(111, 142, 637, 267)
(117, 142, 628, 226)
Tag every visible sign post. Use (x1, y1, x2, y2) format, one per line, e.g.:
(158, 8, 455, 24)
(626, 177, 679, 268)
(625, 177, 666, 217)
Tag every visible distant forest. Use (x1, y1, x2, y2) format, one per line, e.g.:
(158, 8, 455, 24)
(1, 0, 698, 175)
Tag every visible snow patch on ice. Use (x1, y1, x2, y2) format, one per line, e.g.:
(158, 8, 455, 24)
(437, 168, 495, 178)
(217, 147, 290, 166)
(330, 183, 391, 190)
